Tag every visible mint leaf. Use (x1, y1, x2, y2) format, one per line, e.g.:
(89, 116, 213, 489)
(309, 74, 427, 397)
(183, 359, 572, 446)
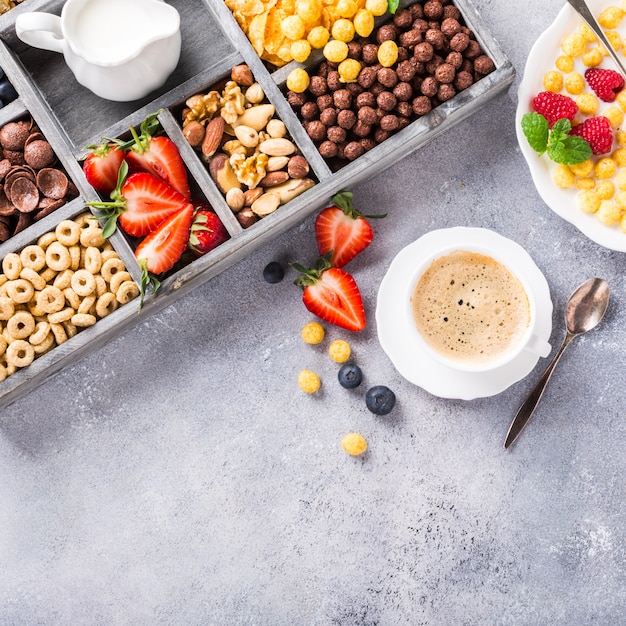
(549, 118, 572, 143)
(388, 0, 399, 13)
(548, 135, 592, 165)
(521, 112, 549, 154)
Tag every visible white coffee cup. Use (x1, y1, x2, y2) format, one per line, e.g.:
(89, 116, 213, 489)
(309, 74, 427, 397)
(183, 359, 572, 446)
(405, 242, 551, 373)
(15, 0, 181, 102)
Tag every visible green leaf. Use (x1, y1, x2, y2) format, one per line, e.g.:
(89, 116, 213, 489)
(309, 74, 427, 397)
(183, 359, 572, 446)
(521, 112, 549, 155)
(387, 0, 399, 13)
(547, 135, 593, 165)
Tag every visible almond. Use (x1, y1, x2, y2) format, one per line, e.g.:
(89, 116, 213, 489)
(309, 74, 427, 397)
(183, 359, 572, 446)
(243, 187, 264, 206)
(258, 137, 296, 157)
(266, 156, 290, 172)
(259, 171, 289, 187)
(251, 192, 281, 216)
(233, 104, 276, 131)
(201, 116, 225, 161)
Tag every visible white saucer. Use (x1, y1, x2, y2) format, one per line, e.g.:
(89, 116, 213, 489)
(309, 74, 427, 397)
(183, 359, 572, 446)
(375, 228, 553, 400)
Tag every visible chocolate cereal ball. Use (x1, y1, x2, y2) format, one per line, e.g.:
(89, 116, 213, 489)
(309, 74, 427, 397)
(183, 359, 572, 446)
(301, 101, 320, 120)
(306, 120, 327, 141)
(414, 42, 434, 62)
(308, 75, 328, 96)
(474, 54, 496, 75)
(423, 0, 444, 20)
(435, 63, 455, 83)
(356, 91, 376, 108)
(320, 107, 337, 127)
(337, 109, 357, 129)
(377, 67, 399, 88)
(318, 140, 338, 158)
(412, 95, 432, 116)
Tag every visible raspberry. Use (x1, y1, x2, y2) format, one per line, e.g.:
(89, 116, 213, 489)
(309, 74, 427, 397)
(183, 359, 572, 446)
(584, 68, 624, 102)
(570, 116, 613, 155)
(532, 91, 578, 127)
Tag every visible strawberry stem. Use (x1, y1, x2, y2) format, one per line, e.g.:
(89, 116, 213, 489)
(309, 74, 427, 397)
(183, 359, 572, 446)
(331, 190, 386, 219)
(85, 160, 130, 238)
(292, 253, 333, 288)
(138, 259, 161, 309)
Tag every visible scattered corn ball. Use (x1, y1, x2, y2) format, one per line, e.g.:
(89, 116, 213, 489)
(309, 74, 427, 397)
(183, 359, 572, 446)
(578, 22, 597, 43)
(561, 32, 586, 57)
(287, 68, 310, 93)
(575, 93, 600, 115)
(329, 339, 351, 363)
(543, 70, 563, 92)
(582, 48, 603, 67)
(615, 190, 626, 208)
(308, 25, 330, 49)
(291, 39, 312, 63)
(576, 177, 595, 190)
(298, 369, 321, 393)
(378, 40, 398, 67)
(596, 180, 615, 199)
(323, 39, 349, 63)
(594, 157, 617, 179)
(338, 58, 361, 83)
(570, 159, 594, 177)
(616, 169, 626, 189)
(598, 6, 624, 28)
(553, 164, 575, 189)
(301, 321, 325, 344)
(578, 190, 601, 213)
(341, 432, 367, 456)
(555, 55, 575, 72)
(565, 72, 585, 95)
(596, 199, 622, 225)
(604, 105, 624, 128)
(605, 30, 621, 51)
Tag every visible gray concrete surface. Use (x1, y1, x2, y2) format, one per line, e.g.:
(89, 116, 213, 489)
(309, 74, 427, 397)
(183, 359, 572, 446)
(1, 1, 625, 624)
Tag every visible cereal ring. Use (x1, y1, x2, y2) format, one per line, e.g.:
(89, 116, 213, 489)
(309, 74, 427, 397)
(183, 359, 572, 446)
(109, 271, 131, 295)
(71, 313, 96, 327)
(101, 257, 125, 282)
(6, 311, 35, 340)
(55, 219, 81, 246)
(27, 299, 47, 318)
(48, 307, 74, 324)
(62, 321, 77, 338)
(53, 268, 74, 290)
(49, 322, 68, 345)
(39, 267, 57, 284)
(20, 245, 46, 271)
(0, 334, 7, 356)
(6, 339, 35, 368)
(0, 284, 8, 298)
(0, 296, 15, 321)
(69, 245, 81, 271)
(29, 321, 51, 345)
(45, 241, 72, 271)
(116, 280, 139, 304)
(84, 246, 102, 274)
(101, 250, 119, 263)
(78, 294, 96, 315)
(2, 253, 22, 280)
(0, 363, 6, 382)
(37, 231, 57, 250)
(36, 285, 65, 313)
(63, 287, 81, 310)
(95, 292, 118, 317)
(80, 227, 106, 248)
(19, 267, 46, 291)
(102, 240, 114, 252)
(32, 332, 55, 354)
(74, 212, 94, 228)
(94, 275, 107, 297)
(5, 279, 35, 304)
(0, 275, 7, 288)
(70, 269, 96, 297)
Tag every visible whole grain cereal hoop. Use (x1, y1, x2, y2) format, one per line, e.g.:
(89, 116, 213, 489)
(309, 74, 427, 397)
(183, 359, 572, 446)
(55, 219, 81, 246)
(63, 287, 80, 309)
(36, 285, 65, 313)
(80, 227, 106, 248)
(0, 335, 7, 357)
(63, 321, 77, 338)
(74, 212, 93, 228)
(6, 278, 34, 304)
(20, 245, 47, 271)
(49, 322, 67, 345)
(69, 245, 81, 271)
(40, 267, 57, 284)
(45, 241, 72, 271)
(71, 313, 96, 327)
(7, 310, 35, 340)
(109, 270, 131, 295)
(29, 320, 51, 345)
(83, 246, 102, 274)
(37, 231, 57, 250)
(0, 363, 6, 382)
(32, 332, 55, 354)
(19, 267, 46, 291)
(48, 307, 74, 324)
(2, 253, 22, 280)
(52, 268, 73, 290)
(94, 275, 107, 297)
(6, 339, 35, 368)
(101, 257, 125, 282)
(101, 249, 120, 262)
(95, 292, 118, 317)
(26, 299, 47, 318)
(71, 269, 96, 297)
(0, 296, 15, 321)
(77, 294, 96, 315)
(116, 280, 139, 304)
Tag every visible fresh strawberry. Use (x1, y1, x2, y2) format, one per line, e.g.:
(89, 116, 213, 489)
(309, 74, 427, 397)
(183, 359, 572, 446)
(125, 112, 191, 199)
(570, 116, 613, 155)
(315, 191, 385, 268)
(89, 161, 192, 238)
(188, 206, 229, 256)
(82, 141, 126, 195)
(532, 91, 578, 127)
(584, 68, 624, 102)
(293, 254, 366, 332)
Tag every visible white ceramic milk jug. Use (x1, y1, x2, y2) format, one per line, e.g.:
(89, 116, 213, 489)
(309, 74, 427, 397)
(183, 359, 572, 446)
(15, 0, 181, 102)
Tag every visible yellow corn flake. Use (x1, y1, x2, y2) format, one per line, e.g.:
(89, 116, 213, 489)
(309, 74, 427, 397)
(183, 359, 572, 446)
(565, 72, 585, 95)
(582, 47, 603, 67)
(543, 70, 563, 92)
(552, 164, 576, 189)
(598, 6, 624, 29)
(307, 25, 330, 48)
(570, 158, 594, 177)
(594, 157, 617, 179)
(555, 55, 575, 73)
(578, 189, 601, 213)
(575, 93, 600, 115)
(596, 199, 622, 225)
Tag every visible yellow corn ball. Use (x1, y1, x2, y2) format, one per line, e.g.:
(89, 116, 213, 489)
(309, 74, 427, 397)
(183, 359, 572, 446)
(578, 22, 598, 42)
(555, 55, 575, 73)
(616, 168, 626, 188)
(598, 6, 624, 28)
(575, 93, 600, 115)
(291, 39, 312, 62)
(296, 0, 322, 23)
(365, 0, 387, 17)
(596, 199, 622, 225)
(331, 18, 355, 42)
(604, 106, 624, 129)
(281, 15, 306, 40)
(569, 158, 594, 177)
(606, 30, 622, 51)
(616, 128, 626, 145)
(582, 47, 603, 67)
(378, 40, 398, 67)
(615, 190, 626, 208)
(323, 39, 349, 62)
(596, 179, 615, 199)
(308, 25, 330, 49)
(621, 214, 626, 232)
(329, 339, 351, 363)
(543, 70, 563, 92)
(287, 68, 310, 93)
(565, 72, 585, 94)
(576, 177, 596, 190)
(301, 321, 325, 344)
(552, 164, 575, 188)
(616, 90, 626, 113)
(594, 157, 617, 179)
(578, 189, 601, 213)
(338, 58, 361, 82)
(561, 32, 586, 57)
(341, 432, 367, 456)
(353, 8, 375, 37)
(336, 0, 358, 18)
(298, 369, 321, 393)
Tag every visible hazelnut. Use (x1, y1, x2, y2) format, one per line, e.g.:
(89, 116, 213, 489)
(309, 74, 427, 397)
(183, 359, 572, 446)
(237, 207, 258, 228)
(226, 187, 245, 212)
(231, 64, 254, 86)
(183, 120, 206, 148)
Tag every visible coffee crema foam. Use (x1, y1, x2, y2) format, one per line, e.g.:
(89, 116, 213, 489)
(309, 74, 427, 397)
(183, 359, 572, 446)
(411, 251, 530, 364)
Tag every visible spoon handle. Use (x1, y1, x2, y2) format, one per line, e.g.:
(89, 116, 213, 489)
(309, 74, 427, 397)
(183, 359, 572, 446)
(504, 332, 575, 449)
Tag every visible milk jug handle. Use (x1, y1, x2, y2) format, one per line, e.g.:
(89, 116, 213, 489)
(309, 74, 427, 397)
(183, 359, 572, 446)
(15, 13, 65, 54)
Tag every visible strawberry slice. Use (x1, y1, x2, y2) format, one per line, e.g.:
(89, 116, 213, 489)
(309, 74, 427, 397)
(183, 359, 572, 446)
(82, 141, 126, 195)
(315, 191, 385, 268)
(125, 112, 191, 199)
(89, 161, 192, 238)
(293, 254, 366, 332)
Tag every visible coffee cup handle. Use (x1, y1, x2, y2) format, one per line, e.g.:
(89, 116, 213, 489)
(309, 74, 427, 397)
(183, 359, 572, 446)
(525, 334, 551, 358)
(15, 13, 65, 55)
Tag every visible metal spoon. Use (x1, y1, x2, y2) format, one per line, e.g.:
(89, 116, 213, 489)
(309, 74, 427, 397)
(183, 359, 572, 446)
(504, 277, 610, 450)
(565, 0, 626, 77)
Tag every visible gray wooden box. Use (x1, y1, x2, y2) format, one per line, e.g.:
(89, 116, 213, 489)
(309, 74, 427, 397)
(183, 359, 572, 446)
(0, 0, 514, 410)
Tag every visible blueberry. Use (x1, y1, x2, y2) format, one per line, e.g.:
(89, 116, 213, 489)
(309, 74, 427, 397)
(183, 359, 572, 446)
(365, 385, 396, 415)
(0, 79, 18, 105)
(263, 261, 285, 283)
(338, 363, 363, 389)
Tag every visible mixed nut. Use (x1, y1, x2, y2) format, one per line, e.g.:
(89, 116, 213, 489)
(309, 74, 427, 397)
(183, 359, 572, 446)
(181, 64, 315, 228)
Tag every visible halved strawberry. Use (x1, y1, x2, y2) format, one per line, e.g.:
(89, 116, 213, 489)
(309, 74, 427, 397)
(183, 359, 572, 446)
(293, 254, 366, 332)
(125, 112, 191, 199)
(89, 161, 192, 238)
(82, 141, 126, 195)
(315, 191, 385, 268)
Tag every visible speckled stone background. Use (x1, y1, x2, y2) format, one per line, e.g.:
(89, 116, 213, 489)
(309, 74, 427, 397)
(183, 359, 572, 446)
(1, 1, 625, 624)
